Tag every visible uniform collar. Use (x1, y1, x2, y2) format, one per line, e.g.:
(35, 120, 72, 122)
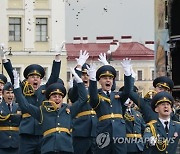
(103, 90, 111, 95)
(159, 117, 170, 128)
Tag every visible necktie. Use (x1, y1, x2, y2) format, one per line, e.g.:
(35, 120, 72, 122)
(8, 104, 11, 112)
(106, 91, 110, 97)
(164, 121, 169, 134)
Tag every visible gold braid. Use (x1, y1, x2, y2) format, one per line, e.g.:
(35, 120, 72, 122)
(0, 114, 11, 121)
(23, 81, 34, 96)
(42, 100, 58, 112)
(148, 120, 167, 152)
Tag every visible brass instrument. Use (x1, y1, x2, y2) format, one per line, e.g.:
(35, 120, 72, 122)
(144, 90, 157, 99)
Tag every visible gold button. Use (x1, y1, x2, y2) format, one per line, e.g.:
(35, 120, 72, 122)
(57, 115, 59, 117)
(57, 123, 60, 126)
(111, 113, 114, 118)
(110, 105, 112, 107)
(9, 127, 12, 130)
(9, 136, 11, 138)
(56, 127, 59, 131)
(9, 120, 11, 122)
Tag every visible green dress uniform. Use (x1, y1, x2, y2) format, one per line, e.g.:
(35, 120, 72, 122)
(68, 65, 97, 154)
(89, 65, 132, 154)
(0, 83, 21, 154)
(0, 74, 7, 103)
(144, 91, 180, 154)
(129, 76, 176, 123)
(124, 108, 146, 154)
(3, 59, 60, 154)
(14, 82, 88, 154)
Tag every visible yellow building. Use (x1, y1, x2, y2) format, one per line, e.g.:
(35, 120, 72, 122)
(0, 0, 67, 87)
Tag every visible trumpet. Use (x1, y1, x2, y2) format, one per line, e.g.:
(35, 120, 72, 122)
(144, 90, 157, 99)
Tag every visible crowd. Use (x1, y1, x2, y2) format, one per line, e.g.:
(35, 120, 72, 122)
(0, 48, 179, 154)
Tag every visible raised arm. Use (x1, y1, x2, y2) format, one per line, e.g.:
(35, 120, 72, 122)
(69, 68, 88, 118)
(13, 70, 41, 122)
(45, 54, 61, 87)
(68, 50, 89, 103)
(87, 63, 99, 109)
(118, 58, 132, 103)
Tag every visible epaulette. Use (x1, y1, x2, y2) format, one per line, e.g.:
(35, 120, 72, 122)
(147, 120, 157, 126)
(172, 120, 180, 124)
(98, 94, 110, 103)
(41, 90, 46, 94)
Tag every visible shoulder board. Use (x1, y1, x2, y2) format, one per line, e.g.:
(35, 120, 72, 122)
(172, 120, 180, 124)
(147, 120, 157, 126)
(115, 95, 120, 99)
(41, 90, 46, 94)
(98, 94, 110, 103)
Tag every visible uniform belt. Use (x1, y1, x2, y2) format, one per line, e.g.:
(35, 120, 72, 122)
(0, 126, 19, 131)
(76, 110, 96, 118)
(99, 113, 123, 121)
(126, 133, 142, 138)
(43, 127, 70, 137)
(22, 113, 31, 118)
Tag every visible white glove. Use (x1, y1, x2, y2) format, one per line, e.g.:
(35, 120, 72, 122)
(121, 58, 132, 76)
(75, 50, 89, 66)
(124, 98, 130, 106)
(0, 43, 6, 59)
(86, 63, 96, 81)
(131, 66, 137, 79)
(55, 54, 61, 62)
(98, 53, 110, 65)
(54, 41, 65, 54)
(12, 69, 20, 89)
(68, 79, 73, 88)
(70, 67, 83, 83)
(149, 136, 157, 146)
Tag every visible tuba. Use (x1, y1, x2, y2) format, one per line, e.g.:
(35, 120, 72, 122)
(144, 90, 157, 99)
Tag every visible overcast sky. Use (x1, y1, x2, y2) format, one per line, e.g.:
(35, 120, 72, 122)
(65, 0, 154, 43)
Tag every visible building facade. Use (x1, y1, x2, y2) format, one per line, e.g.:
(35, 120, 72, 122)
(0, 0, 67, 86)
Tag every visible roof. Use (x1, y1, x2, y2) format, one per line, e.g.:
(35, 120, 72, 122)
(66, 42, 154, 61)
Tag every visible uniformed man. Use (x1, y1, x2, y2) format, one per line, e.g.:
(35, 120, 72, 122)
(88, 58, 132, 154)
(1, 53, 61, 154)
(130, 68, 176, 123)
(0, 74, 7, 103)
(13, 68, 88, 154)
(68, 50, 97, 154)
(120, 86, 146, 154)
(144, 91, 180, 153)
(0, 82, 21, 154)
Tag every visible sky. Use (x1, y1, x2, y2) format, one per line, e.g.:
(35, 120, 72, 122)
(65, 0, 155, 43)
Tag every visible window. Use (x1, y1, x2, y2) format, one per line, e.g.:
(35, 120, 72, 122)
(42, 67, 48, 81)
(67, 71, 71, 82)
(9, 17, 21, 41)
(36, 18, 48, 42)
(151, 70, 155, 80)
(137, 70, 142, 81)
(115, 71, 120, 81)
